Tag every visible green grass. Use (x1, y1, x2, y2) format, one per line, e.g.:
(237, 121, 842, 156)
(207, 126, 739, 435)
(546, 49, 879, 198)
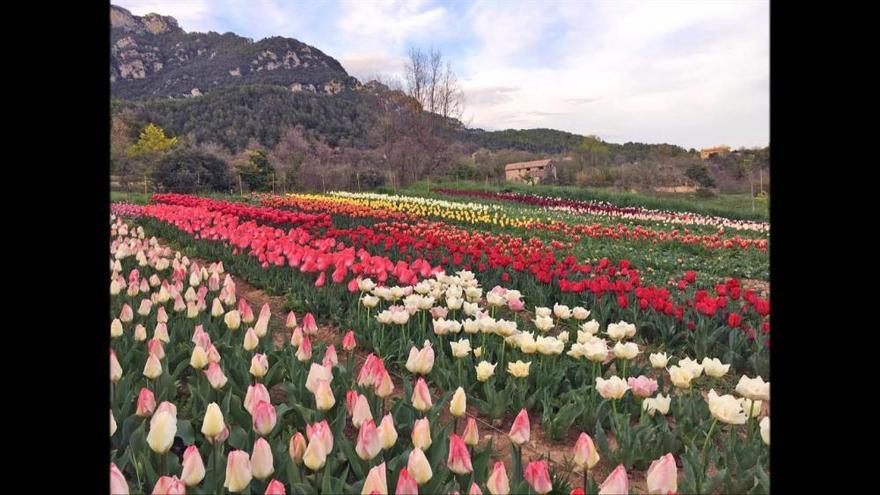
(403, 180, 769, 221)
(111, 191, 151, 204)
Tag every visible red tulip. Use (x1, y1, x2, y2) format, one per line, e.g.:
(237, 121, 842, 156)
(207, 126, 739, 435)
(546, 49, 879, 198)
(264, 480, 286, 495)
(524, 460, 552, 494)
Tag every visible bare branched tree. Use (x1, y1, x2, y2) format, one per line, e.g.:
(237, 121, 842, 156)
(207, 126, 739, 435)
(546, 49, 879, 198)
(404, 46, 466, 123)
(404, 47, 428, 110)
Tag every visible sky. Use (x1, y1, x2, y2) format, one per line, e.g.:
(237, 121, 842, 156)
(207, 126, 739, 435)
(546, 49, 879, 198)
(115, 0, 769, 150)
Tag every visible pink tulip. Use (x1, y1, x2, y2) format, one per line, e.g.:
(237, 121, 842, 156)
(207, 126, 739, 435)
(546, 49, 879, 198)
(323, 344, 338, 368)
(314, 271, 326, 288)
(507, 298, 525, 312)
(430, 306, 448, 319)
(342, 330, 357, 351)
(486, 462, 509, 495)
(395, 468, 419, 495)
(362, 462, 388, 494)
(352, 393, 374, 428)
(297, 335, 312, 361)
(244, 383, 271, 415)
(412, 377, 433, 412)
(136, 387, 157, 417)
(251, 437, 275, 480)
(508, 409, 530, 445)
(356, 419, 382, 461)
(192, 325, 212, 349)
(286, 311, 297, 329)
(152, 476, 186, 494)
(265, 480, 286, 495)
(573, 432, 600, 470)
(252, 400, 277, 436)
(181, 445, 205, 486)
(290, 327, 303, 348)
(358, 354, 380, 387)
(374, 366, 395, 398)
(303, 313, 318, 335)
(289, 432, 307, 465)
(148, 339, 165, 360)
(598, 465, 629, 495)
(239, 299, 254, 324)
(411, 418, 432, 450)
(224, 450, 253, 492)
(206, 423, 230, 445)
(156, 306, 168, 323)
(646, 453, 677, 494)
(250, 353, 269, 377)
(463, 417, 479, 446)
(110, 463, 129, 495)
(204, 362, 228, 389)
(306, 420, 333, 454)
(468, 482, 483, 495)
(627, 376, 659, 398)
(447, 434, 473, 475)
(154, 322, 169, 342)
(523, 461, 552, 494)
(346, 390, 360, 415)
(119, 303, 133, 322)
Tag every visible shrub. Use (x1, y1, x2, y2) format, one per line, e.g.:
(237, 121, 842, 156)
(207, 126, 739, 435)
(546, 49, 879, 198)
(154, 149, 232, 193)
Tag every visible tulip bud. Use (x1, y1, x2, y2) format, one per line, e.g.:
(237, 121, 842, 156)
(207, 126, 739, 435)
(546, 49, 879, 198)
(396, 468, 419, 495)
(296, 335, 312, 362)
(356, 420, 382, 461)
(204, 362, 228, 389)
(243, 328, 259, 352)
(523, 460, 552, 494)
(110, 409, 117, 436)
(244, 383, 271, 415)
(314, 379, 336, 411)
(251, 437, 275, 481)
(224, 450, 253, 493)
(374, 367, 395, 398)
(207, 345, 222, 364)
(286, 311, 297, 329)
(407, 448, 433, 485)
(378, 413, 398, 449)
(110, 463, 129, 495)
(361, 462, 387, 495)
(143, 353, 163, 380)
(253, 400, 277, 437)
(323, 344, 338, 368)
(212, 299, 225, 317)
(447, 434, 473, 475)
(450, 387, 467, 417)
(224, 310, 241, 330)
(598, 465, 629, 495)
(573, 433, 600, 470)
(486, 462, 510, 495)
(411, 418, 432, 450)
(290, 327, 303, 348)
(646, 453, 677, 494)
(134, 323, 147, 342)
(508, 409, 530, 445)
(289, 432, 307, 465)
(302, 313, 318, 335)
(157, 306, 169, 323)
(265, 480, 286, 495)
(152, 476, 186, 494)
(111, 318, 124, 338)
(250, 353, 269, 378)
(342, 330, 356, 351)
(305, 363, 333, 395)
(146, 411, 176, 454)
(148, 339, 165, 360)
(462, 417, 479, 446)
(201, 402, 225, 440)
(412, 377, 433, 412)
(110, 349, 123, 383)
(119, 303, 133, 322)
(190, 345, 209, 369)
(303, 436, 327, 471)
(352, 394, 373, 429)
(136, 387, 157, 417)
(181, 445, 206, 487)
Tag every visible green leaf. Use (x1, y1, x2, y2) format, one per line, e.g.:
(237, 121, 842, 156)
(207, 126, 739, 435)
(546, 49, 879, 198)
(177, 420, 195, 445)
(228, 425, 248, 450)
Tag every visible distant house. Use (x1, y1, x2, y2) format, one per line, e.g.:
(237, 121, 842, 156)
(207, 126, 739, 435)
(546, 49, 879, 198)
(700, 146, 731, 160)
(504, 159, 557, 184)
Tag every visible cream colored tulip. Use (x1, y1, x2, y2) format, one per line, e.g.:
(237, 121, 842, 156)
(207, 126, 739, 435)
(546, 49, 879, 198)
(668, 365, 694, 389)
(613, 341, 639, 360)
(475, 361, 497, 382)
(507, 360, 531, 378)
(201, 403, 225, 439)
(596, 376, 630, 400)
(707, 389, 748, 425)
(702, 357, 730, 378)
(147, 411, 176, 454)
(450, 387, 467, 417)
(735, 375, 770, 401)
(649, 352, 669, 368)
(760, 417, 770, 446)
(408, 448, 433, 485)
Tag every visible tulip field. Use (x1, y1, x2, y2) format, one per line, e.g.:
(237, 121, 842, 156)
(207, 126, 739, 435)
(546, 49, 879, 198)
(110, 189, 770, 494)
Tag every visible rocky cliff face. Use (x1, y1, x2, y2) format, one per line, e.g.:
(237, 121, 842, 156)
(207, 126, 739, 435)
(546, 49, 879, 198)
(110, 4, 359, 100)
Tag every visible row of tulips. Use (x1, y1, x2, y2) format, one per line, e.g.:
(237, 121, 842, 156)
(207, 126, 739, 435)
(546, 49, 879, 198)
(110, 215, 770, 494)
(262, 192, 767, 252)
(429, 188, 770, 233)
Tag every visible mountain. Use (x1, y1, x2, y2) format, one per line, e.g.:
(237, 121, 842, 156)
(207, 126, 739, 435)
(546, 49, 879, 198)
(110, 5, 359, 100)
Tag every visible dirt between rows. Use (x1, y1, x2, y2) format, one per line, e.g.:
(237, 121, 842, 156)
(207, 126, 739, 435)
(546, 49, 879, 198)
(177, 248, 697, 494)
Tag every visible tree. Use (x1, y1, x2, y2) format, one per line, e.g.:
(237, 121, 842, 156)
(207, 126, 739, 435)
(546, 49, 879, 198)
(685, 163, 716, 188)
(404, 46, 465, 123)
(127, 123, 179, 194)
(154, 149, 232, 193)
(578, 135, 609, 168)
(239, 149, 275, 192)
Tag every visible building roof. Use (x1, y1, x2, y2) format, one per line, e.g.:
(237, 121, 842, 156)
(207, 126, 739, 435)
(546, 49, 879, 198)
(700, 146, 730, 153)
(504, 159, 554, 171)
